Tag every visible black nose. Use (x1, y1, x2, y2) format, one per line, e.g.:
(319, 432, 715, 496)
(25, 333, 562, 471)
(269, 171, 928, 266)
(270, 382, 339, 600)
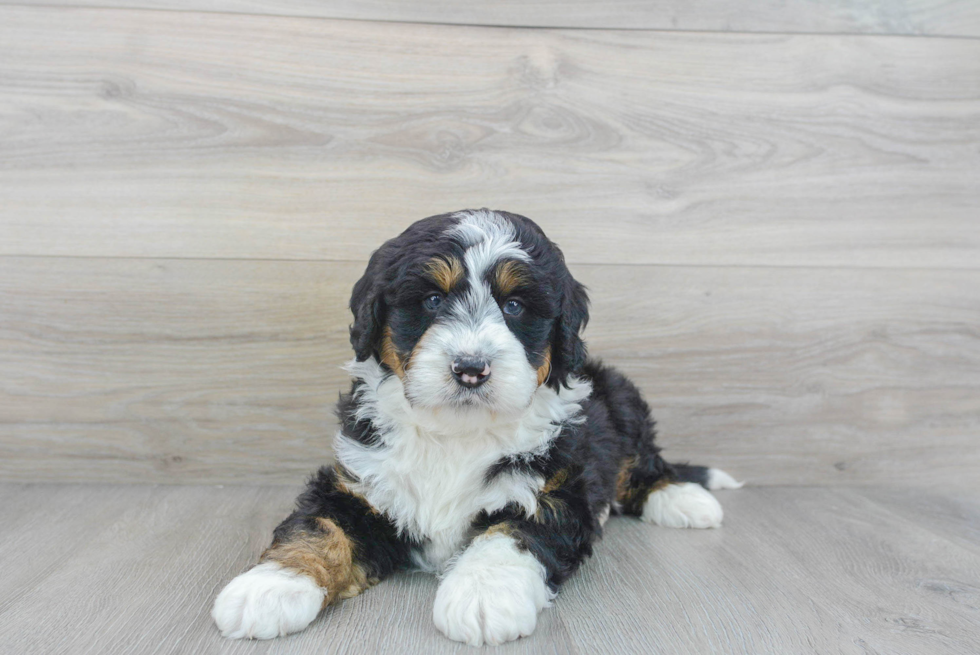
(451, 357, 491, 388)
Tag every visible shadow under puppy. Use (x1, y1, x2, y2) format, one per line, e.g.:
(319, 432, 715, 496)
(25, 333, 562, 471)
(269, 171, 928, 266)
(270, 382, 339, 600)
(212, 209, 742, 646)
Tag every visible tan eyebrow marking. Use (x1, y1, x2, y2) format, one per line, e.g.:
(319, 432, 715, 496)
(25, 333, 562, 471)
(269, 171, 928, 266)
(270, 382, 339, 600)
(423, 256, 465, 293)
(494, 260, 530, 296)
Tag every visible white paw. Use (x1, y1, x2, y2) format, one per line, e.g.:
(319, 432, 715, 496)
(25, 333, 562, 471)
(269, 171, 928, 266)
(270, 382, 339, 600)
(643, 482, 724, 529)
(433, 534, 553, 646)
(212, 562, 324, 639)
(706, 468, 744, 490)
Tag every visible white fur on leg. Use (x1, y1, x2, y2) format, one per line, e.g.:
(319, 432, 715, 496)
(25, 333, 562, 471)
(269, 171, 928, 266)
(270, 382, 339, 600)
(433, 533, 554, 646)
(597, 504, 611, 527)
(212, 562, 325, 640)
(706, 468, 744, 490)
(643, 482, 724, 529)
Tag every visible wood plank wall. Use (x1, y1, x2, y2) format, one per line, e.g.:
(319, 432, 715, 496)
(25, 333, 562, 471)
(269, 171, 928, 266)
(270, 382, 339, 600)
(1, 4, 978, 486)
(5, 0, 980, 36)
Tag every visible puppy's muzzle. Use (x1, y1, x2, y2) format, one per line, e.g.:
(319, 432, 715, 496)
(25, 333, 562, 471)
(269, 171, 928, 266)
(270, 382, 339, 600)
(451, 356, 491, 388)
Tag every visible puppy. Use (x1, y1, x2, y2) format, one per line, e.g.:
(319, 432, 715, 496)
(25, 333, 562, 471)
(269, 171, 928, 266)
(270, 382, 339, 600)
(212, 209, 741, 646)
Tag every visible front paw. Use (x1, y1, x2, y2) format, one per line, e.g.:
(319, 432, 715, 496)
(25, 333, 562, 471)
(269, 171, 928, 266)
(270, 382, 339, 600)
(212, 562, 324, 639)
(433, 534, 553, 646)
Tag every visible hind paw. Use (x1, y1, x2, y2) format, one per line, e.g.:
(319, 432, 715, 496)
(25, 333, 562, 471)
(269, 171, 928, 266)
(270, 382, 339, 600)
(643, 482, 724, 529)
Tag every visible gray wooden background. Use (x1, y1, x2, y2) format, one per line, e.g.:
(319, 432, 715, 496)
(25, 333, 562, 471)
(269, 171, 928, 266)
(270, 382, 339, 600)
(1, 1, 978, 487)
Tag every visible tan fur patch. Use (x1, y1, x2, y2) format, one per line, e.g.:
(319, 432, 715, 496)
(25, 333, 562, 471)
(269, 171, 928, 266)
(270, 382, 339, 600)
(535, 469, 569, 522)
(536, 494, 566, 522)
(261, 518, 375, 606)
(615, 456, 639, 505)
(494, 260, 529, 296)
(616, 456, 671, 510)
(541, 468, 568, 494)
(379, 326, 404, 377)
(424, 256, 464, 293)
(481, 522, 516, 539)
(536, 347, 552, 386)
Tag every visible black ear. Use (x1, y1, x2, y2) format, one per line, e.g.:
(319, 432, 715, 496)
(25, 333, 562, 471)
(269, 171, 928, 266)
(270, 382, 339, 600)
(349, 252, 388, 362)
(548, 275, 589, 389)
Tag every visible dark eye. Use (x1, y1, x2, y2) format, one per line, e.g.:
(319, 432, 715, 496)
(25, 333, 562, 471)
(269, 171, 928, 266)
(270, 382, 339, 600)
(423, 293, 443, 311)
(502, 299, 524, 316)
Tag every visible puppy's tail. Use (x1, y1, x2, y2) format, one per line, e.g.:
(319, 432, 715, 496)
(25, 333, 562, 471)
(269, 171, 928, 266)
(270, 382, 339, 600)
(672, 464, 744, 491)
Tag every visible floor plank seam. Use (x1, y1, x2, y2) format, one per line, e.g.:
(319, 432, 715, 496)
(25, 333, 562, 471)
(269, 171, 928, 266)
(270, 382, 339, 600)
(1, 2, 979, 42)
(2, 252, 979, 274)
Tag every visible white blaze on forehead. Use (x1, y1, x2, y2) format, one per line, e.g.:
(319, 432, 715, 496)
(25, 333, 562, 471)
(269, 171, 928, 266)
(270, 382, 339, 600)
(450, 210, 530, 283)
(447, 209, 532, 343)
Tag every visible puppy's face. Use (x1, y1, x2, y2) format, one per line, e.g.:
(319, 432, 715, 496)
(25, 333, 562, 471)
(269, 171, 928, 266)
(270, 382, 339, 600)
(349, 210, 589, 417)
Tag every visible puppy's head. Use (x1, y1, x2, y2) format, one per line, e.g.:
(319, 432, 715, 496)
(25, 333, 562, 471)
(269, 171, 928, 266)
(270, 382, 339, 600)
(349, 209, 588, 416)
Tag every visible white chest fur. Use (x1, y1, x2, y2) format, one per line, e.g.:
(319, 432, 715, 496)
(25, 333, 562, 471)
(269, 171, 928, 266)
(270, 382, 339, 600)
(333, 359, 591, 571)
(338, 423, 543, 569)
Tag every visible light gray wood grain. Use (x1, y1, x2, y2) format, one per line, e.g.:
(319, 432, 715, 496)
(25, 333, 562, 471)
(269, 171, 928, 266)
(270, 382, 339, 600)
(855, 486, 980, 558)
(2, 6, 979, 268)
(571, 486, 980, 654)
(4, 0, 980, 37)
(2, 256, 977, 487)
(1, 483, 978, 654)
(0, 257, 349, 485)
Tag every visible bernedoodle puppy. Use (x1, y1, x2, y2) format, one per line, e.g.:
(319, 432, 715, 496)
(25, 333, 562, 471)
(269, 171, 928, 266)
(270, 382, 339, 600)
(212, 209, 741, 646)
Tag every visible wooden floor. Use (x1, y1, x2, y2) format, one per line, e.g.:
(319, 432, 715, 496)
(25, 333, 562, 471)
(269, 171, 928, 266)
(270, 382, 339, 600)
(1, 482, 978, 655)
